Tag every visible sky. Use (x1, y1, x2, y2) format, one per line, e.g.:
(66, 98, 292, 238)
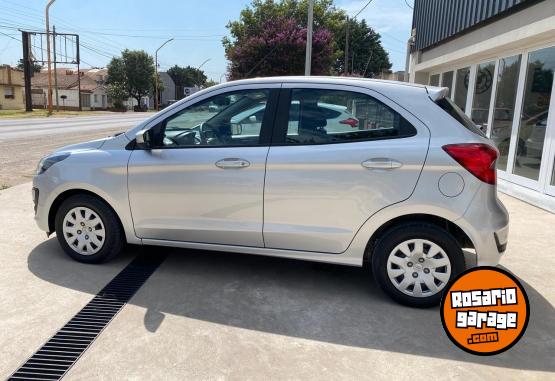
(0, 0, 413, 81)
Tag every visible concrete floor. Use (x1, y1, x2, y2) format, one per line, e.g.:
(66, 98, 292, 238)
(0, 182, 554, 380)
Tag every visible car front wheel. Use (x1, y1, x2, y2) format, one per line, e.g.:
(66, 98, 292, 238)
(371, 223, 465, 307)
(55, 194, 124, 263)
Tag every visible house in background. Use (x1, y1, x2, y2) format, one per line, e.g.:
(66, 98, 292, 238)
(32, 68, 108, 110)
(0, 65, 24, 110)
(408, 0, 555, 212)
(159, 72, 176, 106)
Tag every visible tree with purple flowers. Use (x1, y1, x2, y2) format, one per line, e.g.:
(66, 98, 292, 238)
(223, 0, 392, 79)
(226, 16, 333, 79)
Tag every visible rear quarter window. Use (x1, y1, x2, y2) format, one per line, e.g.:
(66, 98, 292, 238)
(435, 97, 486, 137)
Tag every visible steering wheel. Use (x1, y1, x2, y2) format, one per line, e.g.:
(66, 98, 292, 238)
(165, 130, 201, 146)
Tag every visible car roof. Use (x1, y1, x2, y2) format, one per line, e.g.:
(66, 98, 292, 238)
(211, 76, 447, 101)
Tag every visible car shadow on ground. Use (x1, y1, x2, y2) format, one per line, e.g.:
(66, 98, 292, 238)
(28, 239, 554, 372)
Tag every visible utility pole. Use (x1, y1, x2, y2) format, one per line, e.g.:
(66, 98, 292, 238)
(45, 0, 56, 113)
(304, 0, 314, 76)
(344, 17, 350, 75)
(21, 31, 33, 112)
(76, 34, 81, 111)
(154, 38, 173, 111)
(52, 25, 59, 111)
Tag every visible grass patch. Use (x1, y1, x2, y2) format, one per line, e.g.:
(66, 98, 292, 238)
(0, 109, 114, 119)
(0, 184, 10, 190)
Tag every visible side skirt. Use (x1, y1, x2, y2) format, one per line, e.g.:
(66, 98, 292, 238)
(141, 238, 363, 267)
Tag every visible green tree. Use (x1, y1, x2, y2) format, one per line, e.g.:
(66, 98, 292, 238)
(106, 82, 127, 109)
(167, 65, 207, 87)
(336, 18, 391, 77)
(16, 58, 42, 73)
(223, 0, 391, 78)
(107, 49, 155, 106)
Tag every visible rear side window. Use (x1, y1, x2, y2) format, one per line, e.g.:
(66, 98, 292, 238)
(435, 97, 486, 137)
(284, 89, 417, 145)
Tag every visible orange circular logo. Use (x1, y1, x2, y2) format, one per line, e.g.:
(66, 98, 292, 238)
(440, 267, 529, 355)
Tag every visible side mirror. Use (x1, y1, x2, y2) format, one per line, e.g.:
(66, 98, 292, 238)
(135, 129, 151, 149)
(248, 115, 257, 123)
(231, 123, 243, 136)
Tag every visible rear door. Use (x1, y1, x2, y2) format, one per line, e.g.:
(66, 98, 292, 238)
(263, 84, 430, 253)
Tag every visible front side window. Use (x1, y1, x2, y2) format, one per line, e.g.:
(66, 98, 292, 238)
(284, 89, 416, 145)
(150, 89, 270, 148)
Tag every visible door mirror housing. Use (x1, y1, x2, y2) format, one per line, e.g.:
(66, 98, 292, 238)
(135, 129, 151, 149)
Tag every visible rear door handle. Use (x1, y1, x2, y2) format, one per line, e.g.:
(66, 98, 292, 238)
(215, 158, 251, 169)
(361, 158, 403, 170)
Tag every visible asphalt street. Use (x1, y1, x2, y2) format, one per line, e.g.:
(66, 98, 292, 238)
(0, 112, 152, 187)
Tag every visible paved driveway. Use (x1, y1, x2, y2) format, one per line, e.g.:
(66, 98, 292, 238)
(1, 182, 554, 380)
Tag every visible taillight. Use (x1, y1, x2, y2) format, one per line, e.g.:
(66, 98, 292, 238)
(442, 143, 498, 185)
(339, 117, 359, 128)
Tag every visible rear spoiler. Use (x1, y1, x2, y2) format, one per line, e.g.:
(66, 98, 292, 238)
(426, 86, 450, 102)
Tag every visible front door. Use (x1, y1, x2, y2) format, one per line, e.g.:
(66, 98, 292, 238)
(128, 87, 278, 247)
(263, 86, 429, 254)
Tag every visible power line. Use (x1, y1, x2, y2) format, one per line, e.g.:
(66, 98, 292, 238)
(0, 30, 20, 41)
(404, 0, 414, 10)
(353, 0, 376, 19)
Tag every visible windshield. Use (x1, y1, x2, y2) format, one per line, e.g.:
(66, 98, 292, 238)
(435, 97, 486, 137)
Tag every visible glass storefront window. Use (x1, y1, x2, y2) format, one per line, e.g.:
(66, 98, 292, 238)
(430, 74, 440, 86)
(441, 71, 454, 98)
(471, 61, 496, 133)
(454, 67, 470, 111)
(513, 46, 555, 181)
(490, 55, 522, 171)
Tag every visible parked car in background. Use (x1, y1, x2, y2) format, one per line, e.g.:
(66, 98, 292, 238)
(32, 77, 508, 307)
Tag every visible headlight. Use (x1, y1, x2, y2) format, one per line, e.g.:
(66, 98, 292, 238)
(36, 153, 70, 175)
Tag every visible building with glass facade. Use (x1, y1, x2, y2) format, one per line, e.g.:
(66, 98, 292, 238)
(409, 0, 555, 212)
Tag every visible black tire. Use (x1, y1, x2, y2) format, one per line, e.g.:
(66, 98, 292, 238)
(371, 223, 465, 308)
(55, 194, 124, 264)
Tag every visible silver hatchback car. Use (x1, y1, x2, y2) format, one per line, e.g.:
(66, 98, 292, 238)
(33, 77, 509, 307)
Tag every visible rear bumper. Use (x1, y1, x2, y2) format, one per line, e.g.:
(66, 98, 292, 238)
(456, 184, 509, 267)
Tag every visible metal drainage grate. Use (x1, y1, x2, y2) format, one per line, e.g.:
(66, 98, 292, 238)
(9, 254, 166, 381)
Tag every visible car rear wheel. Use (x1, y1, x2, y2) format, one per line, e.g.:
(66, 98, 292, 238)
(371, 223, 465, 307)
(55, 195, 124, 263)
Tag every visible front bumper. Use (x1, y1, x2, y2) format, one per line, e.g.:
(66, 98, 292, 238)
(33, 175, 53, 234)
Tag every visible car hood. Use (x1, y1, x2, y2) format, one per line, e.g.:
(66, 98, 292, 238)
(54, 136, 112, 154)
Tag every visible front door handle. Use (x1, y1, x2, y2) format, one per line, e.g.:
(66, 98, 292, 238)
(215, 158, 251, 169)
(361, 158, 403, 170)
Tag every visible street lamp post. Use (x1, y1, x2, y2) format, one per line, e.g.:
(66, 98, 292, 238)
(45, 0, 56, 113)
(196, 58, 211, 88)
(155, 38, 174, 111)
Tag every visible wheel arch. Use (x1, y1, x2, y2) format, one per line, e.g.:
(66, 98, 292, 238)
(48, 188, 125, 241)
(362, 213, 475, 266)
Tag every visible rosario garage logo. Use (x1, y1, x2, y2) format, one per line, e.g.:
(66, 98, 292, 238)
(440, 267, 529, 355)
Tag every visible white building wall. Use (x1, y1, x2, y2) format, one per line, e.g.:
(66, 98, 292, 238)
(54, 89, 80, 110)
